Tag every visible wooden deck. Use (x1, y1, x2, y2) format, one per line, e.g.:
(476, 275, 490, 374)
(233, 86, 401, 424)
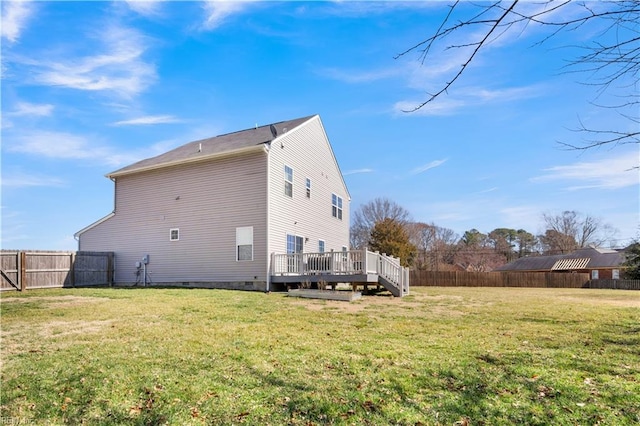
(270, 250, 409, 297)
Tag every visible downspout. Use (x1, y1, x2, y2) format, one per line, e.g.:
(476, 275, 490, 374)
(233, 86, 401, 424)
(264, 143, 271, 293)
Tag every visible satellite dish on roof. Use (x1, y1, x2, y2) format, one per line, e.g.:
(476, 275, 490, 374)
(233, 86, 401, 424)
(270, 124, 278, 138)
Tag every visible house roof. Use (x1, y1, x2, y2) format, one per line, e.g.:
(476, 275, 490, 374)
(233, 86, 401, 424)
(108, 115, 316, 178)
(496, 246, 626, 272)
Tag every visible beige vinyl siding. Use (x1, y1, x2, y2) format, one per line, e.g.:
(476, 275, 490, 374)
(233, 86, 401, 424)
(267, 116, 350, 257)
(80, 150, 268, 284)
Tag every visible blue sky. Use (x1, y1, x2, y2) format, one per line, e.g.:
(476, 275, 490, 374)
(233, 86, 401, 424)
(2, 1, 638, 251)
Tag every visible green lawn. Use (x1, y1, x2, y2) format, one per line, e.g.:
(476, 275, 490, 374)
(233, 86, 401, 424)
(1, 287, 638, 425)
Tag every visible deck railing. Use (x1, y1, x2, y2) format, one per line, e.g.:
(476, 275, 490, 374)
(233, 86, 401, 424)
(271, 250, 409, 295)
(272, 250, 366, 276)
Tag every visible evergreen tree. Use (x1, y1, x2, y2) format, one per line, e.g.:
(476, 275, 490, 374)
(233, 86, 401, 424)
(369, 218, 416, 267)
(623, 243, 640, 279)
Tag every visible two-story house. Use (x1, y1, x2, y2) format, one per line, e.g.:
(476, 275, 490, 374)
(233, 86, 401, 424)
(75, 115, 351, 291)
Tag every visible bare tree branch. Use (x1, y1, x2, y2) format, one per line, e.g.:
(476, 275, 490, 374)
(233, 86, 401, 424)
(398, 0, 640, 150)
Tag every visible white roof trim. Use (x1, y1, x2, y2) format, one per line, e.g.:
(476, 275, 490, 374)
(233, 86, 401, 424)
(301, 115, 351, 200)
(74, 212, 115, 238)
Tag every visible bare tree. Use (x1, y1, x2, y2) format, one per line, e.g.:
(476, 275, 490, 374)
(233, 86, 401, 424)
(397, 0, 640, 150)
(539, 229, 579, 254)
(350, 197, 412, 249)
(409, 222, 459, 270)
(539, 210, 617, 253)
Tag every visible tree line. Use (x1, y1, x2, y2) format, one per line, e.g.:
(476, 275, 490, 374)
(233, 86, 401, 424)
(350, 197, 624, 271)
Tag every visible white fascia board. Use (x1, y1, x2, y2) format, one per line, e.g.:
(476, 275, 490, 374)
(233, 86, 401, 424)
(307, 115, 351, 200)
(74, 212, 116, 238)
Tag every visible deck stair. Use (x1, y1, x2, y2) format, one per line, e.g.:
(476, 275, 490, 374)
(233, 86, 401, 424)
(270, 250, 409, 297)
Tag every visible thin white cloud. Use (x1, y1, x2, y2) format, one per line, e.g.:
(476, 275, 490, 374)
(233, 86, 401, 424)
(477, 187, 499, 194)
(471, 86, 542, 102)
(531, 152, 639, 190)
(312, 1, 440, 18)
(9, 101, 54, 117)
(404, 48, 473, 90)
(5, 129, 192, 168)
(1, 1, 34, 43)
(112, 115, 183, 126)
(201, 0, 253, 30)
(318, 66, 402, 84)
(125, 0, 164, 17)
(2, 171, 65, 188)
(24, 26, 156, 98)
(394, 97, 465, 116)
(499, 205, 541, 230)
(410, 159, 447, 175)
(343, 168, 374, 176)
(394, 84, 543, 116)
(6, 130, 136, 167)
(8, 130, 105, 161)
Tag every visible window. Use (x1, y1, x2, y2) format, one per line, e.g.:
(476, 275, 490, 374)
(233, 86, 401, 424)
(287, 234, 304, 254)
(284, 165, 293, 197)
(170, 228, 179, 241)
(306, 178, 311, 198)
(318, 240, 325, 253)
(332, 193, 343, 220)
(236, 226, 253, 261)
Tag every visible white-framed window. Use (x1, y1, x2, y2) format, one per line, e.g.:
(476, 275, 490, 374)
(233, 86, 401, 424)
(287, 234, 304, 254)
(170, 228, 179, 241)
(332, 193, 343, 220)
(318, 240, 325, 253)
(236, 226, 253, 261)
(284, 165, 293, 197)
(306, 178, 311, 198)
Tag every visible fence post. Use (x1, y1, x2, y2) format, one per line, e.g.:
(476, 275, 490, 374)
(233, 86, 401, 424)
(19, 251, 27, 291)
(108, 253, 114, 286)
(70, 252, 76, 287)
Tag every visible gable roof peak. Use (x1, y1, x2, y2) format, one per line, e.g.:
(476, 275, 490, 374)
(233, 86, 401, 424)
(107, 114, 318, 178)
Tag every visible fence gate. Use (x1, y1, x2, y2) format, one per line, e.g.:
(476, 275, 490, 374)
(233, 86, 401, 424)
(0, 250, 114, 291)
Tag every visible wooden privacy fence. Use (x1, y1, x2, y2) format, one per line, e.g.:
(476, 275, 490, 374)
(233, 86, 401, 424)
(1, 250, 114, 291)
(410, 270, 640, 290)
(587, 279, 640, 290)
(411, 270, 591, 288)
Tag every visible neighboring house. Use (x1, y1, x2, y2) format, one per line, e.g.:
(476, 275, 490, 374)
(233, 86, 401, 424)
(495, 246, 626, 280)
(76, 115, 351, 291)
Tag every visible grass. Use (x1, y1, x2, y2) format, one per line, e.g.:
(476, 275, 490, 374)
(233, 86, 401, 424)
(1, 287, 639, 425)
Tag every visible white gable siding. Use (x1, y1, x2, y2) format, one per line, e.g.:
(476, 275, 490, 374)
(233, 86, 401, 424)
(79, 150, 269, 285)
(267, 116, 350, 257)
